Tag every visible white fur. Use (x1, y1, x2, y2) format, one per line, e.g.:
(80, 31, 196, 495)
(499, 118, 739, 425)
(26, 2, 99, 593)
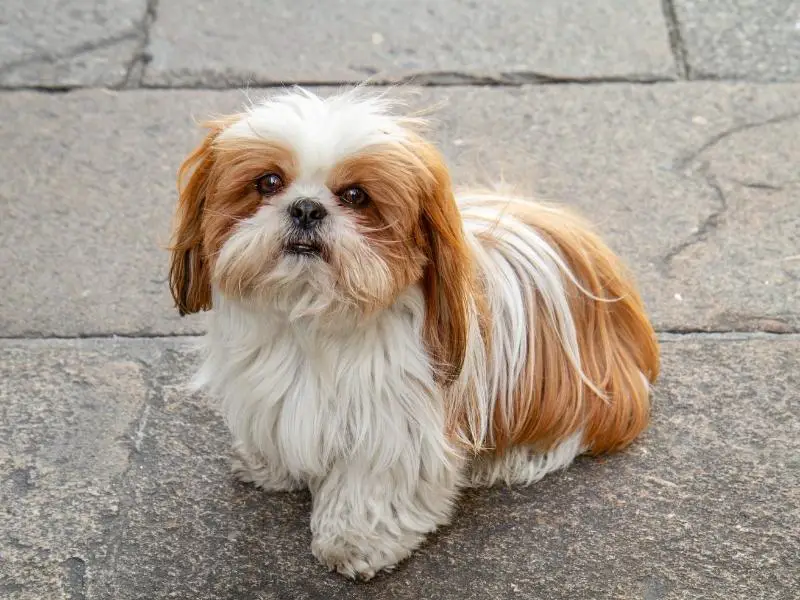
(449, 194, 603, 451)
(221, 88, 414, 177)
(468, 431, 585, 487)
(196, 289, 463, 578)
(193, 90, 589, 579)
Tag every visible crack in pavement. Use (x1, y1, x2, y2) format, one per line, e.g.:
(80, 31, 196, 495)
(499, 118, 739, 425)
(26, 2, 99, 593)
(729, 179, 785, 191)
(674, 112, 800, 171)
(133, 405, 152, 453)
(98, 352, 166, 586)
(661, 173, 728, 270)
(0, 0, 159, 87)
(0, 30, 141, 79)
(662, 111, 800, 270)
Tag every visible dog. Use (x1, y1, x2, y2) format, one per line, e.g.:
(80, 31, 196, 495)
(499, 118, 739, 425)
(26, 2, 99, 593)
(168, 88, 659, 579)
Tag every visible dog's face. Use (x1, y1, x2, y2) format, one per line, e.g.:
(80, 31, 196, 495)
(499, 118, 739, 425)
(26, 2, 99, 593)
(170, 90, 473, 379)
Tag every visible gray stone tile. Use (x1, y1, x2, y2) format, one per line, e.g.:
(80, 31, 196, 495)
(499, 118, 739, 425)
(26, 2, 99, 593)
(675, 0, 800, 81)
(0, 90, 211, 337)
(143, 0, 676, 86)
(430, 85, 800, 333)
(1, 336, 797, 598)
(1, 85, 799, 336)
(0, 0, 149, 88)
(0, 339, 149, 599)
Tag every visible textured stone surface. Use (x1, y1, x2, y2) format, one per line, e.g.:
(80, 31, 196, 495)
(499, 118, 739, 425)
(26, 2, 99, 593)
(3, 3, 797, 600)
(674, 0, 800, 81)
(1, 336, 797, 598)
(429, 84, 800, 333)
(0, 90, 201, 337)
(0, 0, 148, 88)
(143, 0, 676, 86)
(0, 340, 148, 599)
(2, 85, 799, 336)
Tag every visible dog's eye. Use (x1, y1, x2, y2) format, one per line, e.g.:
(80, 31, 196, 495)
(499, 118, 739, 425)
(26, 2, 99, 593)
(340, 186, 369, 207)
(255, 173, 283, 196)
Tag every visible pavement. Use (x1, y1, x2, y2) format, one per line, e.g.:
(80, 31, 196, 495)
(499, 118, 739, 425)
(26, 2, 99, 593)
(0, 1, 798, 599)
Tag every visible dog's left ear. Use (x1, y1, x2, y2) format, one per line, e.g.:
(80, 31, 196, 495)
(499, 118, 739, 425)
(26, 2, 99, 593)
(413, 140, 474, 384)
(169, 122, 225, 316)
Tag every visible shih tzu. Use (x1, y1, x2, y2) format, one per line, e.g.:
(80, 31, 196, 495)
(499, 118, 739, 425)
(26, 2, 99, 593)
(169, 88, 659, 579)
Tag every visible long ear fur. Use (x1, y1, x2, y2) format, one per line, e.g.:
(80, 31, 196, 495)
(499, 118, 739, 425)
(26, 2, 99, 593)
(169, 124, 223, 315)
(490, 202, 659, 454)
(414, 141, 475, 384)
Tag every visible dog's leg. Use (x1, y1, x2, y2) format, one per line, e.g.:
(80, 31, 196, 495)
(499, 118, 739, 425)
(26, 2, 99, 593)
(230, 441, 305, 492)
(309, 452, 462, 580)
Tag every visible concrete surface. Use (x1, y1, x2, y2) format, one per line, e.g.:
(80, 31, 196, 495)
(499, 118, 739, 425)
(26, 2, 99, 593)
(0, 0, 149, 88)
(143, 0, 676, 87)
(2, 85, 799, 337)
(3, 2, 800, 599)
(675, 0, 800, 81)
(1, 336, 797, 599)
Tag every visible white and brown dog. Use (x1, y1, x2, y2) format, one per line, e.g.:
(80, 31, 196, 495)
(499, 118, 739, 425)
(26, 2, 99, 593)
(169, 88, 659, 579)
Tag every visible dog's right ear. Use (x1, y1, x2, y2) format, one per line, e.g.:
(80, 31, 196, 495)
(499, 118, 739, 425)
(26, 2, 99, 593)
(169, 123, 224, 316)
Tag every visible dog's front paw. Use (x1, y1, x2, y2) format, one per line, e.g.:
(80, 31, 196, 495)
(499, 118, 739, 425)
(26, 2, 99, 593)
(231, 444, 304, 492)
(311, 534, 412, 581)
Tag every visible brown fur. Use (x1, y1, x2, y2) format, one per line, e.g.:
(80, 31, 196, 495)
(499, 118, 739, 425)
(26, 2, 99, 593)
(171, 114, 653, 456)
(326, 148, 427, 307)
(327, 140, 477, 383)
(477, 201, 659, 454)
(412, 144, 478, 382)
(169, 119, 295, 314)
(407, 139, 476, 384)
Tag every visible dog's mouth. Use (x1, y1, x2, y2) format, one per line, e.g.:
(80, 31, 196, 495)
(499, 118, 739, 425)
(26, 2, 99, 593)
(284, 241, 324, 258)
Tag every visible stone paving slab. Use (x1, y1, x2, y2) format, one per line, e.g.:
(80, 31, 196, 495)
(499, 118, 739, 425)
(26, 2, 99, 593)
(1, 84, 799, 337)
(1, 335, 797, 599)
(0, 340, 148, 599)
(674, 0, 800, 82)
(0, 0, 148, 88)
(143, 0, 676, 87)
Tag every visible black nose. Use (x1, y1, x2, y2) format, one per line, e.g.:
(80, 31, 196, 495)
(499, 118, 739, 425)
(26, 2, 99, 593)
(289, 199, 327, 229)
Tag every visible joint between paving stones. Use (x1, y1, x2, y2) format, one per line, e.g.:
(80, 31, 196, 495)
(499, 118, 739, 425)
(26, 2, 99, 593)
(2, 76, 799, 93)
(0, 332, 204, 340)
(2, 331, 800, 343)
(121, 0, 159, 89)
(660, 0, 690, 79)
(658, 331, 800, 342)
(135, 72, 675, 89)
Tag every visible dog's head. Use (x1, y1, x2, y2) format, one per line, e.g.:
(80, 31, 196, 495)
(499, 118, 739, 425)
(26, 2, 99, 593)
(169, 88, 473, 378)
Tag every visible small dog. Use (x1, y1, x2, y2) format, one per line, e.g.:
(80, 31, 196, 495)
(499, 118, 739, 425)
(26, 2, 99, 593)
(169, 88, 659, 579)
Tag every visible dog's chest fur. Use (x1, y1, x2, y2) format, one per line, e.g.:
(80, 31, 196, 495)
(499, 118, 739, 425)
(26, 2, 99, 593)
(196, 291, 447, 479)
